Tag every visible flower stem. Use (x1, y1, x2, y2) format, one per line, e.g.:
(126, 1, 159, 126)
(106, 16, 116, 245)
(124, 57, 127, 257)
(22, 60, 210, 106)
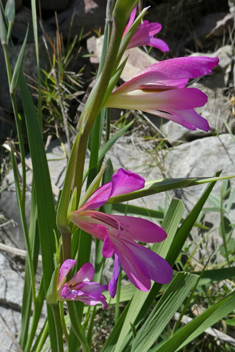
(67, 301, 90, 352)
(74, 14, 126, 201)
(51, 304, 64, 352)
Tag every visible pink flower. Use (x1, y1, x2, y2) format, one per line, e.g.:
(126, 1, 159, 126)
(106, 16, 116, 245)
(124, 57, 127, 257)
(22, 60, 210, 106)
(57, 259, 108, 309)
(123, 7, 169, 52)
(105, 56, 219, 131)
(68, 169, 172, 298)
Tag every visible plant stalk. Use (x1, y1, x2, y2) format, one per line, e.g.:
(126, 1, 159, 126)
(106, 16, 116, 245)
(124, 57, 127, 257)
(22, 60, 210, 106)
(51, 304, 64, 352)
(67, 301, 90, 352)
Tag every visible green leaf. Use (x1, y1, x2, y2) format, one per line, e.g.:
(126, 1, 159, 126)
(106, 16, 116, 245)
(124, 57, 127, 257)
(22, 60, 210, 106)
(10, 145, 36, 304)
(20, 184, 40, 349)
(87, 109, 106, 187)
(10, 27, 28, 94)
(112, 203, 164, 221)
(151, 290, 235, 352)
(195, 267, 235, 286)
(102, 57, 128, 106)
(57, 134, 80, 233)
(107, 175, 234, 204)
(0, 5, 7, 44)
(5, 0, 15, 41)
(83, 120, 134, 182)
(224, 318, 235, 327)
(104, 284, 137, 304)
(166, 172, 221, 266)
(79, 165, 106, 208)
(112, 199, 185, 352)
(68, 187, 78, 213)
(25, 278, 45, 352)
(112, 175, 219, 352)
(19, 73, 58, 351)
(99, 120, 134, 161)
(100, 301, 131, 352)
(153, 199, 185, 258)
(5, 0, 15, 22)
(46, 265, 60, 305)
(113, 0, 140, 31)
(31, 0, 43, 126)
(131, 273, 198, 352)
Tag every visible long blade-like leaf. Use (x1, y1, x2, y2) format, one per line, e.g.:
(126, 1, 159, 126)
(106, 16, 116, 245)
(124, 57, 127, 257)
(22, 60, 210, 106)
(151, 290, 235, 352)
(107, 175, 234, 203)
(10, 27, 28, 94)
(19, 73, 58, 351)
(112, 199, 185, 352)
(131, 273, 198, 352)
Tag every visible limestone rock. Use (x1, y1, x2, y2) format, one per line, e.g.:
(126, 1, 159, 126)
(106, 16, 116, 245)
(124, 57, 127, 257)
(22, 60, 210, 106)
(166, 133, 235, 211)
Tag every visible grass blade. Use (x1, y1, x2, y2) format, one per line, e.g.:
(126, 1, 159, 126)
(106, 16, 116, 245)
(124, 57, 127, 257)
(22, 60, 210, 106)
(151, 290, 235, 352)
(107, 174, 233, 203)
(19, 73, 58, 351)
(131, 273, 198, 352)
(112, 199, 185, 352)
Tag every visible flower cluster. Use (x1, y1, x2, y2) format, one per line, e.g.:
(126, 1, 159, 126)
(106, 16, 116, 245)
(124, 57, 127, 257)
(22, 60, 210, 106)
(68, 169, 173, 298)
(57, 259, 108, 309)
(55, 5, 219, 309)
(105, 6, 219, 131)
(105, 56, 218, 131)
(123, 6, 169, 52)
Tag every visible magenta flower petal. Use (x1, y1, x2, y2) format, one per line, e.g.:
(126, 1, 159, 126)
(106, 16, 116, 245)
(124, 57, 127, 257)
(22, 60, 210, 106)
(110, 168, 145, 198)
(109, 253, 121, 298)
(115, 239, 173, 289)
(167, 108, 210, 131)
(145, 109, 197, 131)
(110, 215, 167, 243)
(57, 259, 76, 290)
(124, 13, 169, 52)
(139, 78, 189, 89)
(81, 169, 145, 211)
(68, 212, 108, 242)
(127, 21, 169, 52)
(57, 260, 108, 308)
(114, 57, 219, 94)
(103, 234, 115, 257)
(146, 21, 162, 35)
(80, 182, 112, 211)
(69, 169, 172, 298)
(121, 254, 152, 291)
(77, 295, 108, 309)
(104, 57, 219, 132)
(77, 282, 108, 296)
(68, 263, 94, 286)
(123, 6, 137, 37)
(148, 38, 170, 52)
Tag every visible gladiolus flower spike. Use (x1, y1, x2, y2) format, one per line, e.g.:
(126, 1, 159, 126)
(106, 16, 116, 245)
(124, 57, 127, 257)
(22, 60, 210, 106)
(123, 6, 169, 52)
(68, 169, 173, 298)
(57, 259, 108, 309)
(105, 56, 219, 131)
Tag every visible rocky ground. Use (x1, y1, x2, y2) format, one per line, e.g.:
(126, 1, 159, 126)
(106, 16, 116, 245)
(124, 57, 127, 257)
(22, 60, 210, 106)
(1, 0, 235, 350)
